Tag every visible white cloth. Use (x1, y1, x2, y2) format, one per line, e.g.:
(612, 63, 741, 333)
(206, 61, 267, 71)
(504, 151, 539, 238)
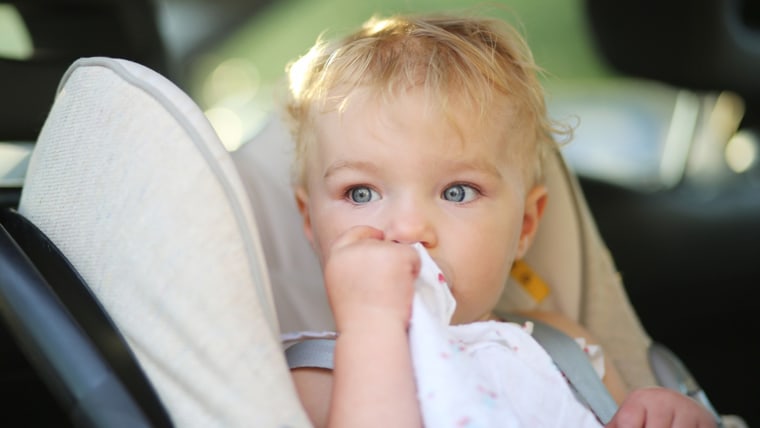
(409, 243, 603, 428)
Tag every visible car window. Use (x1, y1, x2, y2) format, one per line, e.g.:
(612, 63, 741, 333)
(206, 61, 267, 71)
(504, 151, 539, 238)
(0, 4, 32, 60)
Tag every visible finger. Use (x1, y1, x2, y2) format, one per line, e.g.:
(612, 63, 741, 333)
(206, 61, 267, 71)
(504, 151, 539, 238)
(606, 399, 646, 428)
(396, 243, 421, 279)
(331, 225, 385, 249)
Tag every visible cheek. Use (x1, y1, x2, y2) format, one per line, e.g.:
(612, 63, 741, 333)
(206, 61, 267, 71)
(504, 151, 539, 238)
(308, 202, 370, 258)
(447, 211, 522, 309)
(466, 211, 523, 260)
(308, 210, 340, 258)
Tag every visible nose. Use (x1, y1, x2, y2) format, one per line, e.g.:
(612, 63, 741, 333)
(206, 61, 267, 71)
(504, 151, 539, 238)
(383, 201, 437, 247)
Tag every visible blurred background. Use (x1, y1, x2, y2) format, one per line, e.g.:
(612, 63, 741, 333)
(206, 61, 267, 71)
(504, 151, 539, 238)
(1, 0, 758, 425)
(172, 0, 614, 151)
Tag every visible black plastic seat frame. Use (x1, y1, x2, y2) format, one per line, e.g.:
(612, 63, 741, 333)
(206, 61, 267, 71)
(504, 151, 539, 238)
(0, 208, 172, 428)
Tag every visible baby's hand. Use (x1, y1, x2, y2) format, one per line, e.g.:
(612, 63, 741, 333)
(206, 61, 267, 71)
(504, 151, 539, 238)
(606, 386, 717, 428)
(323, 225, 420, 333)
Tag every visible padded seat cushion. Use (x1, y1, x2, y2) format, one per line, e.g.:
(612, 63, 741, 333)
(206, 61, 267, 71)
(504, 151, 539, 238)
(18, 57, 309, 427)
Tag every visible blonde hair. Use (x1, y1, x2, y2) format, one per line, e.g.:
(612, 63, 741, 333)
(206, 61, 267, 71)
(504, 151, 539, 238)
(285, 12, 566, 188)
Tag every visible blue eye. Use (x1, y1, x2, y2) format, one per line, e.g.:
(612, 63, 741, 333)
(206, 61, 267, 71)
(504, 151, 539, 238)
(442, 184, 477, 203)
(348, 186, 379, 204)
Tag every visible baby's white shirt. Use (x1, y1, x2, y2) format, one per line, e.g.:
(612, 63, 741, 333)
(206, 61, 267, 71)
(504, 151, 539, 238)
(409, 243, 603, 427)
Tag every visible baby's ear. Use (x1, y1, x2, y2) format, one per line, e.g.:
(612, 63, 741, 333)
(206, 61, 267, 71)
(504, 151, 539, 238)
(294, 187, 315, 246)
(516, 185, 548, 259)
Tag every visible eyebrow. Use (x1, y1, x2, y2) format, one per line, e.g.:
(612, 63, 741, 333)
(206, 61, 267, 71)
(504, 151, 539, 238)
(447, 159, 504, 180)
(323, 160, 380, 179)
(426, 157, 505, 182)
(324, 158, 503, 180)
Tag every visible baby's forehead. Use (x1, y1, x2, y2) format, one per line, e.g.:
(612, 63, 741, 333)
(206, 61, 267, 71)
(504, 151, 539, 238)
(321, 84, 522, 131)
(313, 86, 535, 169)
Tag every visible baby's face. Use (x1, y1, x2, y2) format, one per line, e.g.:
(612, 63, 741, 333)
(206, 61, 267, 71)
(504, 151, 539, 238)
(297, 88, 545, 324)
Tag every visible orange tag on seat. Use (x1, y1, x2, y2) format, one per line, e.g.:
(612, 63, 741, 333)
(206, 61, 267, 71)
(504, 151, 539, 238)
(510, 260, 550, 303)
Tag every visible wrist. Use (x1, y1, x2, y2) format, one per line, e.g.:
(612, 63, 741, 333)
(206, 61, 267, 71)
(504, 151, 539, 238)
(335, 308, 410, 336)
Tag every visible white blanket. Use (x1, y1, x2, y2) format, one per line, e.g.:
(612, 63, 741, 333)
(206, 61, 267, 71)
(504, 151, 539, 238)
(409, 243, 602, 428)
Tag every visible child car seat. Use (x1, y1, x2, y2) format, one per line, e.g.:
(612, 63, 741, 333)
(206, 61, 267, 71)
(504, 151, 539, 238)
(3, 57, 310, 427)
(0, 56, 742, 427)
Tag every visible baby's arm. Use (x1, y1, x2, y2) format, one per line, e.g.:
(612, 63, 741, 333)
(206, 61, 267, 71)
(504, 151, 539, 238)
(292, 226, 421, 428)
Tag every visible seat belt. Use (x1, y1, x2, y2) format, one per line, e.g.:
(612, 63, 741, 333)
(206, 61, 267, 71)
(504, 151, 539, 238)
(503, 313, 618, 424)
(284, 315, 618, 424)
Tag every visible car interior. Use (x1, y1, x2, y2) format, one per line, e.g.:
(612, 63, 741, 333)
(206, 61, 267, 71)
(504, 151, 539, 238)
(0, 0, 757, 426)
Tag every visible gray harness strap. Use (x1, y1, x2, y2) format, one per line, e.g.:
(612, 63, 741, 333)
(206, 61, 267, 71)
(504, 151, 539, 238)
(504, 314, 618, 424)
(284, 316, 618, 424)
(285, 338, 335, 370)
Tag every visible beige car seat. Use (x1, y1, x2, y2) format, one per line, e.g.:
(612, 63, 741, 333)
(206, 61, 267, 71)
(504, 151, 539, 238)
(15, 57, 310, 427)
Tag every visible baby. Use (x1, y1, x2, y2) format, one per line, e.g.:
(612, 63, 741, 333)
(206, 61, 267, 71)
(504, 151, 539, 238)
(283, 11, 717, 428)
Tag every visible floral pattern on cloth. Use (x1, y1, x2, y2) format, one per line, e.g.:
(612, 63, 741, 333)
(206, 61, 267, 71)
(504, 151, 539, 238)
(409, 243, 603, 427)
